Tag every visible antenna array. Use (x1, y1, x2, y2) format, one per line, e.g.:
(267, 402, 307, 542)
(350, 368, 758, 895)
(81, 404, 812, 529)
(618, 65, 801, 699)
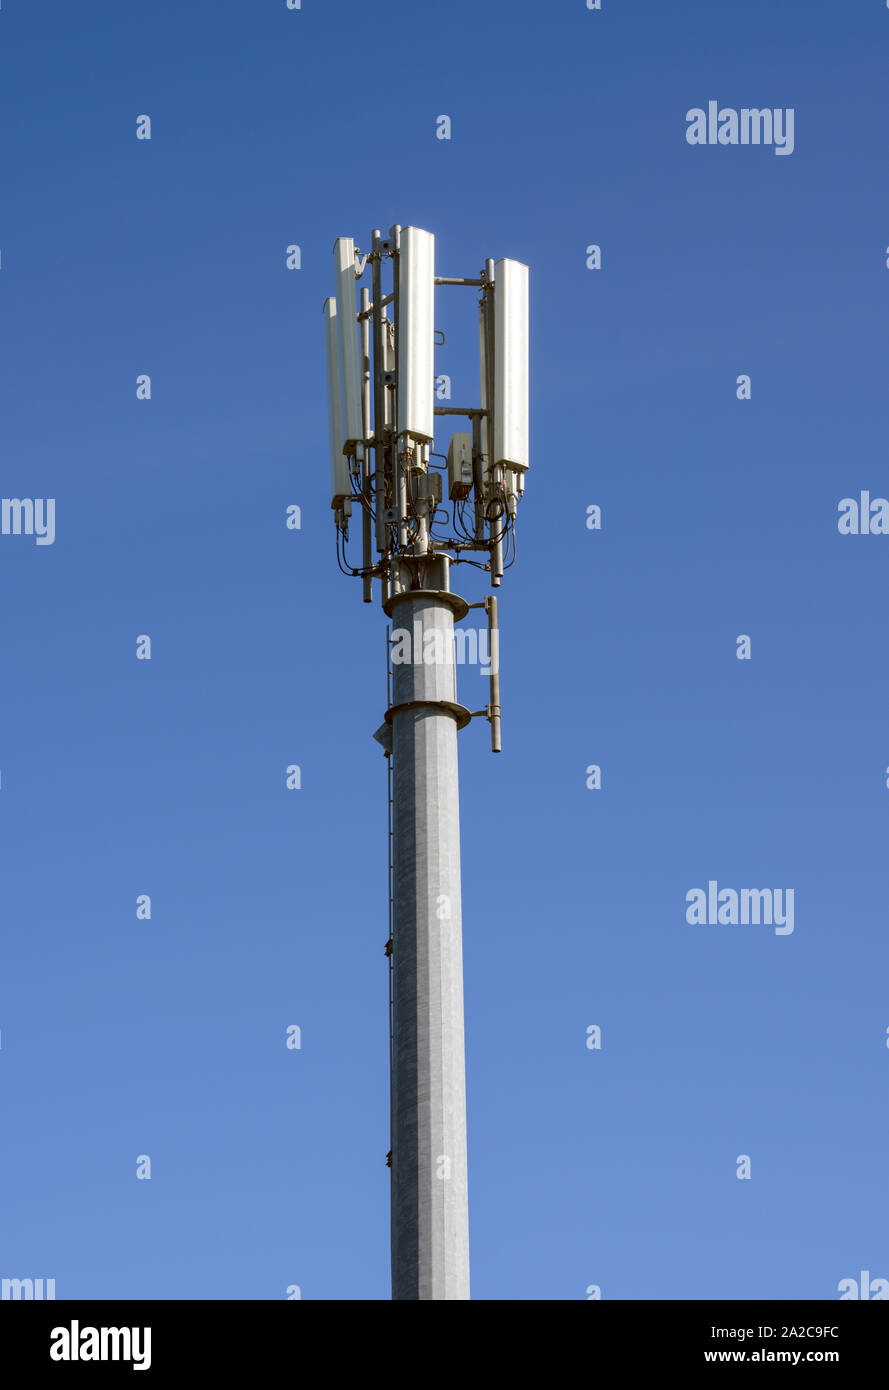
(323, 224, 529, 605)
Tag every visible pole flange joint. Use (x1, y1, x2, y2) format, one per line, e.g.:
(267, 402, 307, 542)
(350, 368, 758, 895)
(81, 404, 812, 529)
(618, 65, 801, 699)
(382, 588, 470, 622)
(384, 698, 474, 731)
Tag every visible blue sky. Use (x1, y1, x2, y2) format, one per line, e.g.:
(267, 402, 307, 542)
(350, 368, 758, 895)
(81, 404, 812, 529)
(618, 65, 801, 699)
(1, 0, 887, 1299)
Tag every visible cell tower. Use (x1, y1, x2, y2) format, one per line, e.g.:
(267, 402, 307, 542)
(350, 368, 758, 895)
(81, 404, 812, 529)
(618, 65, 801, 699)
(323, 225, 529, 1301)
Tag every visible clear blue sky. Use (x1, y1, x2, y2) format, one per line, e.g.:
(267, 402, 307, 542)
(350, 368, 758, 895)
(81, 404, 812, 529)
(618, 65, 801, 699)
(1, 0, 887, 1300)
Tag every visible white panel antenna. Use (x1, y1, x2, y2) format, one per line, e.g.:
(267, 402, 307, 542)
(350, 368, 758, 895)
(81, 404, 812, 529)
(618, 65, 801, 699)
(323, 297, 351, 508)
(492, 258, 529, 473)
(397, 227, 435, 443)
(334, 237, 363, 451)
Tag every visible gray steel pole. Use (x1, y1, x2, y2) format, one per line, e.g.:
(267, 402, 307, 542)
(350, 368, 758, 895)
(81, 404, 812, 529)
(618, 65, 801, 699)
(387, 561, 470, 1300)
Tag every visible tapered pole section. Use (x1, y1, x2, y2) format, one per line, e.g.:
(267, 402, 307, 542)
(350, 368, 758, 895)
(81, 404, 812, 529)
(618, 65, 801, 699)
(388, 564, 470, 1300)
